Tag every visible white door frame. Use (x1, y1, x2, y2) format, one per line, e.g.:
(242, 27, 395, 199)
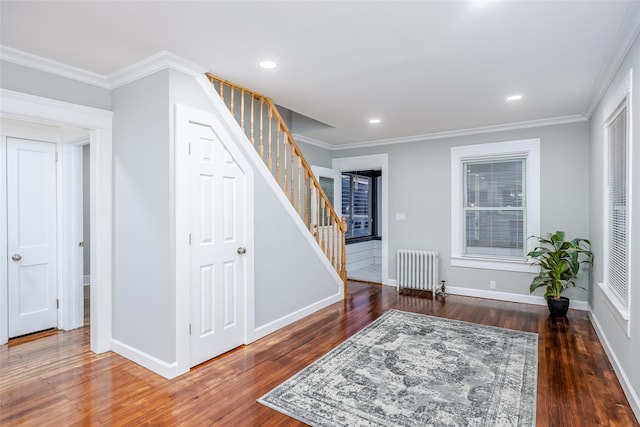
(174, 104, 254, 376)
(332, 154, 390, 285)
(0, 89, 113, 353)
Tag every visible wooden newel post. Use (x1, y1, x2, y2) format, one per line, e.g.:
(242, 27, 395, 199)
(341, 216, 348, 298)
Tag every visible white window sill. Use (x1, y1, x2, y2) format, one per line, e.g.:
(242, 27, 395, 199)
(597, 282, 630, 337)
(451, 256, 538, 273)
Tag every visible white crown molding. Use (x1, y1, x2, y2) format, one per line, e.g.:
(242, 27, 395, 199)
(583, 1, 640, 118)
(293, 133, 333, 150)
(0, 88, 113, 130)
(0, 45, 111, 89)
(329, 114, 588, 151)
(107, 50, 208, 89)
(0, 46, 209, 90)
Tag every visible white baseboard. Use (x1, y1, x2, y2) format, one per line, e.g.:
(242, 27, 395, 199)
(382, 281, 589, 311)
(83, 275, 91, 285)
(111, 338, 179, 380)
(445, 286, 589, 311)
(250, 292, 343, 343)
(588, 310, 640, 421)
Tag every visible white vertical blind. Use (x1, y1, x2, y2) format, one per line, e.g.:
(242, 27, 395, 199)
(606, 105, 628, 305)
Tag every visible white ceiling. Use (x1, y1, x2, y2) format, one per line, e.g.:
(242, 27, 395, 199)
(1, 1, 639, 146)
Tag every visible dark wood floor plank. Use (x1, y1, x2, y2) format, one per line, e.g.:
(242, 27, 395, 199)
(1, 281, 637, 426)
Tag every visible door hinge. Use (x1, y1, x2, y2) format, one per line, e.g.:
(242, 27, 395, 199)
(189, 324, 192, 336)
(55, 152, 59, 162)
(189, 233, 192, 245)
(188, 143, 191, 155)
(56, 299, 59, 309)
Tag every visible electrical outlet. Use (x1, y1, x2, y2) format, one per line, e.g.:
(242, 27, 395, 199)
(489, 280, 496, 289)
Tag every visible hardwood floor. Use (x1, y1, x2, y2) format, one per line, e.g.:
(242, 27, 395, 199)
(1, 281, 637, 426)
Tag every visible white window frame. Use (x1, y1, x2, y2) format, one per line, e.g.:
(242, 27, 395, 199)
(451, 139, 540, 272)
(598, 70, 632, 337)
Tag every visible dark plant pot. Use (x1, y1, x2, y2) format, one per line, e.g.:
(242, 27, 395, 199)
(547, 296, 570, 318)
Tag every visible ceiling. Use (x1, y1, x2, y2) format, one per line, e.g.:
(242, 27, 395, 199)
(1, 1, 639, 147)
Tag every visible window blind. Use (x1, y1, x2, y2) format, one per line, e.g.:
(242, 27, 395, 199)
(607, 106, 628, 304)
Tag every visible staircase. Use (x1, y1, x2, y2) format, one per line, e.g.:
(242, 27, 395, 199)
(206, 74, 347, 294)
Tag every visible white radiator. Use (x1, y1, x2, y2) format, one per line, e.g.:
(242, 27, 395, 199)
(396, 249, 439, 296)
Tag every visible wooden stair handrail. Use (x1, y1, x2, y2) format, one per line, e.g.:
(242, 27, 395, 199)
(206, 73, 347, 293)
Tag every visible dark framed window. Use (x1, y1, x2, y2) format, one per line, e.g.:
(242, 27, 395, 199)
(341, 170, 380, 242)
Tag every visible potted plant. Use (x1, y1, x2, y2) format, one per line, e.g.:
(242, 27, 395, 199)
(527, 231, 593, 318)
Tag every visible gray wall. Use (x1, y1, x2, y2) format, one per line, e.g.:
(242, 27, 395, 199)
(333, 121, 591, 299)
(83, 144, 90, 278)
(297, 139, 333, 169)
(112, 70, 175, 363)
(589, 32, 640, 413)
(110, 69, 342, 363)
(254, 177, 340, 326)
(0, 60, 111, 110)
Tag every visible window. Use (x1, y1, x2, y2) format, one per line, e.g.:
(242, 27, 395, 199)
(342, 170, 380, 241)
(464, 159, 525, 257)
(451, 139, 540, 272)
(597, 71, 631, 336)
(605, 101, 629, 308)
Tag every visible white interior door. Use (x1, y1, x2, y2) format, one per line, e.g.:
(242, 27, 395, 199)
(189, 123, 246, 367)
(7, 138, 57, 338)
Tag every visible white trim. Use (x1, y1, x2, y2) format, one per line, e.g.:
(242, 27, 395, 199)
(451, 256, 538, 273)
(589, 310, 640, 421)
(331, 115, 586, 151)
(332, 154, 389, 284)
(446, 286, 589, 311)
(601, 69, 633, 333)
(0, 89, 112, 130)
(450, 139, 541, 272)
(108, 51, 208, 89)
(0, 45, 110, 89)
(597, 282, 631, 337)
(294, 134, 334, 150)
(0, 46, 208, 91)
(250, 292, 342, 342)
(0, 89, 112, 352)
(111, 339, 178, 379)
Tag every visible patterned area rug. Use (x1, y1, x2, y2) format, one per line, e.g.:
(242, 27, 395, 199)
(259, 309, 537, 426)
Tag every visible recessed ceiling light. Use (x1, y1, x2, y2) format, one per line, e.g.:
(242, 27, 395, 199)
(369, 118, 381, 124)
(259, 60, 278, 69)
(507, 95, 523, 101)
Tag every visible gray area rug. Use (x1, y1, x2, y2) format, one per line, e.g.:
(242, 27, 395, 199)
(259, 309, 537, 426)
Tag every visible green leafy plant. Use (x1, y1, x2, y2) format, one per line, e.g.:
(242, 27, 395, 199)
(528, 231, 593, 300)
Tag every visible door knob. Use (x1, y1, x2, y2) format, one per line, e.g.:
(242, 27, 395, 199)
(11, 254, 21, 261)
(237, 247, 247, 255)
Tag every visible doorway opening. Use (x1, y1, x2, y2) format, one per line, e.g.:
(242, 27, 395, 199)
(332, 154, 389, 286)
(342, 169, 382, 283)
(1, 119, 90, 343)
(0, 90, 112, 353)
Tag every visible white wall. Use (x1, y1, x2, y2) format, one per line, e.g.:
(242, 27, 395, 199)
(333, 121, 591, 299)
(346, 240, 381, 272)
(589, 32, 640, 418)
